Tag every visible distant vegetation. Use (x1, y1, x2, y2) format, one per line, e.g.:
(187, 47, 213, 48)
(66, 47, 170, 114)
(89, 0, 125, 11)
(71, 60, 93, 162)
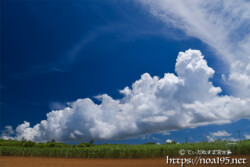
(0, 139, 249, 158)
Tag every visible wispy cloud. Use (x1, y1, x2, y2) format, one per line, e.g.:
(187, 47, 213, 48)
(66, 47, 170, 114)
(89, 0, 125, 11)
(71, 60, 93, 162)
(49, 102, 67, 110)
(16, 19, 172, 78)
(138, 0, 250, 97)
(160, 131, 171, 136)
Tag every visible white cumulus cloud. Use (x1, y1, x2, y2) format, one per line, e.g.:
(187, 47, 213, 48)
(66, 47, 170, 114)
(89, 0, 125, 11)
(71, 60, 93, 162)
(138, 0, 250, 98)
(210, 130, 231, 137)
(1, 126, 14, 140)
(244, 134, 250, 140)
(2, 49, 250, 142)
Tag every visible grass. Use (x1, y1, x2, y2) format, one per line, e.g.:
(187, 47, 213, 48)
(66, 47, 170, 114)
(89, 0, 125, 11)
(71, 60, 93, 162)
(0, 139, 249, 158)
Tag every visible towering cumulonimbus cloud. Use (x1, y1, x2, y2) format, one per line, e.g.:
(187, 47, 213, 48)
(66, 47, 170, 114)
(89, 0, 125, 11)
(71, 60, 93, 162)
(138, 0, 250, 98)
(2, 49, 250, 142)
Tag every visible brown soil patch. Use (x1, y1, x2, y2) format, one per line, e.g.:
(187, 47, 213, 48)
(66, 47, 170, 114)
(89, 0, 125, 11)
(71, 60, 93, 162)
(0, 156, 249, 167)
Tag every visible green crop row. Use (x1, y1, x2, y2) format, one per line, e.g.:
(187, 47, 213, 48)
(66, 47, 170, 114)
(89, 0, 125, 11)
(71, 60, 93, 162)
(0, 139, 249, 158)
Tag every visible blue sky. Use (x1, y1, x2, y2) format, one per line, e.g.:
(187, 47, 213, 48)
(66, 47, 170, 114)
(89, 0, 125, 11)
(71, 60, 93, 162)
(1, 0, 250, 144)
